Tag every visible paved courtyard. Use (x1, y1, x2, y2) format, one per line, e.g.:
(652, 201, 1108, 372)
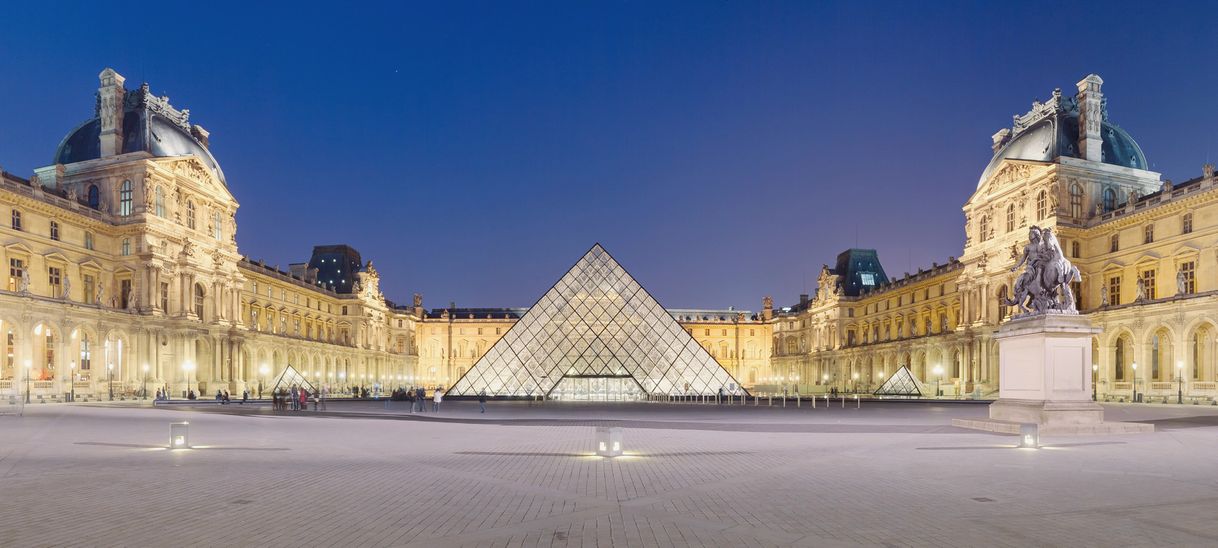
(2, 400, 1218, 547)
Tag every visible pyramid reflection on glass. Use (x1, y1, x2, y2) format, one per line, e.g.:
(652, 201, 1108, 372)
(448, 244, 746, 399)
(873, 366, 928, 398)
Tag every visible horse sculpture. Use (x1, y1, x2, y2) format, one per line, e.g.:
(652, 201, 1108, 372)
(1005, 226, 1080, 317)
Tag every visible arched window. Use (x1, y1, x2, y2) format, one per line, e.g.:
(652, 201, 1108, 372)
(119, 180, 133, 216)
(79, 334, 91, 373)
(120, 238, 131, 256)
(1069, 184, 1083, 219)
(194, 284, 205, 319)
(87, 184, 100, 209)
(1036, 190, 1048, 220)
(979, 215, 990, 241)
(1151, 333, 1161, 380)
(1114, 334, 1130, 380)
(997, 285, 1009, 320)
(1102, 187, 1116, 212)
(1005, 204, 1015, 232)
(1191, 327, 1208, 380)
(186, 201, 196, 230)
(212, 211, 223, 240)
(154, 186, 166, 218)
(1071, 240, 1080, 258)
(3, 328, 14, 380)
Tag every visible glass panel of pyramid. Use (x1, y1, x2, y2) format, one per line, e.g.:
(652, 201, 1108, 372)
(873, 366, 928, 397)
(270, 364, 316, 394)
(448, 244, 746, 398)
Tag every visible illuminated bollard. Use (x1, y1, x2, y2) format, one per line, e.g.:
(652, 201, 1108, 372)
(596, 426, 623, 457)
(170, 422, 190, 449)
(1020, 423, 1039, 448)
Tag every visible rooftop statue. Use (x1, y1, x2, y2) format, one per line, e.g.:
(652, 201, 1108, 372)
(1005, 226, 1081, 317)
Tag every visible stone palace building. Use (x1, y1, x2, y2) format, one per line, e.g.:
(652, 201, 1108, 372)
(1, 69, 1215, 402)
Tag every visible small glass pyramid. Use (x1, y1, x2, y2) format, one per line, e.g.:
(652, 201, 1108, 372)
(448, 244, 746, 399)
(270, 364, 316, 394)
(873, 366, 928, 398)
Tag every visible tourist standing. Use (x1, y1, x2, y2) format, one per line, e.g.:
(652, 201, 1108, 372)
(406, 388, 415, 413)
(433, 387, 443, 412)
(416, 387, 426, 412)
(478, 390, 487, 413)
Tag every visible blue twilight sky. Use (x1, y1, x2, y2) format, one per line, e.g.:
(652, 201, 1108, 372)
(2, 1, 1217, 310)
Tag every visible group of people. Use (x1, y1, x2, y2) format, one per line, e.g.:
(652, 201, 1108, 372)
(272, 384, 327, 412)
(386, 386, 447, 412)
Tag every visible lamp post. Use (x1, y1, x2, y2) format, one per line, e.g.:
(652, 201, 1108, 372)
(107, 363, 114, 401)
(1091, 364, 1098, 401)
(1176, 360, 1184, 404)
(852, 372, 859, 394)
(183, 361, 195, 399)
(259, 364, 269, 399)
(933, 365, 944, 398)
(69, 361, 76, 403)
(142, 364, 149, 400)
(1131, 362, 1138, 403)
(24, 361, 31, 404)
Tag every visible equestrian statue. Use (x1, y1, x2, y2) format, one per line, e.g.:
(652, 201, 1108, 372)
(1005, 225, 1081, 317)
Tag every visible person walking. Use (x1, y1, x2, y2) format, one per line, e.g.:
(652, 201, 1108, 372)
(478, 390, 487, 414)
(241, 389, 249, 404)
(299, 387, 308, 412)
(416, 387, 426, 413)
(406, 387, 415, 413)
(290, 386, 299, 411)
(433, 387, 443, 412)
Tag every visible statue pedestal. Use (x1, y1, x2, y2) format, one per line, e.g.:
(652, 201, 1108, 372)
(954, 314, 1153, 435)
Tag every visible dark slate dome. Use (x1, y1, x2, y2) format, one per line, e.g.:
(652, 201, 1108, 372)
(977, 88, 1147, 188)
(53, 86, 227, 186)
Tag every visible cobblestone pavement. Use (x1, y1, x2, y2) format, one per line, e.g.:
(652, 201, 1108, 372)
(2, 402, 1217, 547)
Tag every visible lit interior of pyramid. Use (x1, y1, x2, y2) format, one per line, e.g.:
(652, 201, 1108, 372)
(448, 245, 745, 400)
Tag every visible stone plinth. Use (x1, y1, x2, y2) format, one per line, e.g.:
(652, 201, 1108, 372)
(955, 313, 1153, 435)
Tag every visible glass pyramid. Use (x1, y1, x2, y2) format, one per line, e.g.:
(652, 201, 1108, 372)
(448, 244, 746, 399)
(873, 366, 928, 398)
(270, 364, 316, 394)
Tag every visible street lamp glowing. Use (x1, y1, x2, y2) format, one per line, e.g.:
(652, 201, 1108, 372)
(259, 364, 269, 376)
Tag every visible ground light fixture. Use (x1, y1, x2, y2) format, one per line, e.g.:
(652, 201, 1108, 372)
(170, 422, 190, 449)
(595, 426, 623, 457)
(1019, 423, 1039, 449)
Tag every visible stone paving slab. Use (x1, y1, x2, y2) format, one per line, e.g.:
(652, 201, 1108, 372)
(2, 403, 1218, 546)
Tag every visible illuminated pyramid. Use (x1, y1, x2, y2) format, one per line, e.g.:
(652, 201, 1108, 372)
(448, 244, 746, 399)
(270, 364, 316, 394)
(873, 366, 928, 398)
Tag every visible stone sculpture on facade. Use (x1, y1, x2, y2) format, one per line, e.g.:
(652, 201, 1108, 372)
(1005, 225, 1081, 317)
(62, 275, 71, 300)
(19, 269, 31, 294)
(1177, 270, 1188, 296)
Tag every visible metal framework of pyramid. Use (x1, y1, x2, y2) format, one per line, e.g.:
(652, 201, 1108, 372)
(873, 366, 928, 398)
(270, 364, 316, 394)
(447, 244, 746, 398)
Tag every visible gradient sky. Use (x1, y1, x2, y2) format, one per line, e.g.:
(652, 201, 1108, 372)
(2, 1, 1216, 310)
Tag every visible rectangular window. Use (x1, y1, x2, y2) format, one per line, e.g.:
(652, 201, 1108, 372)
(1110, 234, 1119, 253)
(341, 306, 348, 315)
(1179, 262, 1195, 295)
(120, 279, 131, 309)
(1182, 213, 1193, 235)
(8, 258, 24, 292)
(50, 221, 60, 241)
(160, 282, 170, 311)
(48, 267, 62, 297)
(1108, 276, 1121, 306)
(1140, 270, 1156, 300)
(11, 210, 21, 231)
(83, 274, 95, 304)
(1143, 224, 1154, 244)
(84, 232, 94, 250)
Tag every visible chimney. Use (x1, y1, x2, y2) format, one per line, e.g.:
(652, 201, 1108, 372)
(191, 124, 210, 149)
(1076, 74, 1104, 162)
(97, 68, 126, 157)
(761, 296, 773, 321)
(799, 294, 810, 306)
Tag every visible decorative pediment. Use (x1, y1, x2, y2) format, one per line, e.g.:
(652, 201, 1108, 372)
(173, 157, 212, 184)
(43, 251, 70, 264)
(1099, 261, 1126, 273)
(4, 242, 34, 255)
(990, 163, 1033, 187)
(1131, 253, 1161, 266)
(1169, 244, 1201, 258)
(78, 259, 104, 271)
